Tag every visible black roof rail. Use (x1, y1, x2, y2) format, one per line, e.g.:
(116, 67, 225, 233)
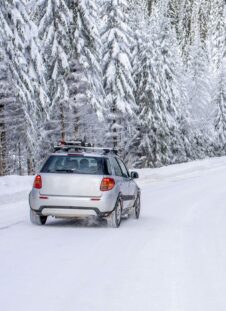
(53, 141, 118, 155)
(57, 140, 92, 147)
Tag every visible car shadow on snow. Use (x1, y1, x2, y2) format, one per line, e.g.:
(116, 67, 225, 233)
(45, 217, 108, 229)
(43, 215, 130, 229)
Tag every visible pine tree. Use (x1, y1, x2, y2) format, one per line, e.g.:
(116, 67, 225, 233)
(177, 0, 195, 61)
(0, 38, 9, 175)
(125, 0, 149, 166)
(0, 0, 48, 174)
(167, 0, 212, 57)
(128, 7, 189, 167)
(145, 0, 157, 15)
(157, 17, 188, 163)
(101, 0, 137, 151)
(186, 31, 215, 157)
(198, 0, 211, 43)
(67, 0, 106, 145)
(208, 0, 225, 72)
(33, 0, 71, 146)
(0, 4, 25, 175)
(212, 0, 226, 154)
(187, 32, 212, 130)
(214, 57, 226, 154)
(168, 0, 180, 31)
(128, 29, 155, 167)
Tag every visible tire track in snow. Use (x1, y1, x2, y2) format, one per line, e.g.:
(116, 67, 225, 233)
(0, 221, 25, 231)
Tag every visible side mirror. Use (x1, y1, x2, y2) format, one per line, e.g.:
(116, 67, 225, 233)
(130, 171, 139, 179)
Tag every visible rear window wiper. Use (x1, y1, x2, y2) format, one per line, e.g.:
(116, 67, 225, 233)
(55, 169, 75, 173)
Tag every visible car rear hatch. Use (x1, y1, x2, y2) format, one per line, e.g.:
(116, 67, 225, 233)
(40, 173, 103, 197)
(39, 154, 109, 197)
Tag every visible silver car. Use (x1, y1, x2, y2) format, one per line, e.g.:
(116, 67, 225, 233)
(29, 143, 140, 228)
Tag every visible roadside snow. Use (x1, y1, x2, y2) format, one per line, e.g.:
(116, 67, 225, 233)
(1, 157, 226, 311)
(0, 175, 33, 196)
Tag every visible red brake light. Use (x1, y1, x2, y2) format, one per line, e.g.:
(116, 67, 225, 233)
(100, 178, 115, 191)
(33, 175, 42, 189)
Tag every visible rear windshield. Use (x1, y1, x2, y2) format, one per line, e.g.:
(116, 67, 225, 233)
(41, 155, 110, 175)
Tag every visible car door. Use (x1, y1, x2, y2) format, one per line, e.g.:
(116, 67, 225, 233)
(116, 158, 134, 209)
(110, 157, 130, 209)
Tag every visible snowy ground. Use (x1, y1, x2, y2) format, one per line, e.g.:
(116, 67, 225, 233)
(1, 157, 226, 311)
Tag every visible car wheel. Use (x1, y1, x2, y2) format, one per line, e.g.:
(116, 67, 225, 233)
(133, 195, 140, 219)
(107, 198, 122, 228)
(30, 209, 47, 225)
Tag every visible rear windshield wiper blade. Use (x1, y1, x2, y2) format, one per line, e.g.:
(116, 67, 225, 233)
(55, 169, 74, 173)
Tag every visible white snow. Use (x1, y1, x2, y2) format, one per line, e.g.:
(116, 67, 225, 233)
(1, 157, 226, 311)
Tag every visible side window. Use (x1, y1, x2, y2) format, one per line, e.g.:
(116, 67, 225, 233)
(117, 158, 129, 178)
(106, 159, 112, 175)
(103, 159, 112, 175)
(111, 157, 123, 177)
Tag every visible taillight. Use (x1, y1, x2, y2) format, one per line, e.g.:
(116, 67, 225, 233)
(33, 175, 42, 189)
(100, 178, 115, 191)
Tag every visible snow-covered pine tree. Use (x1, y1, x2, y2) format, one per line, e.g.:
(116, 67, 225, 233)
(125, 0, 150, 167)
(167, 0, 212, 58)
(0, 35, 9, 175)
(67, 0, 106, 145)
(0, 0, 48, 174)
(212, 2, 226, 155)
(128, 5, 189, 167)
(0, 5, 25, 175)
(145, 0, 157, 15)
(133, 43, 157, 167)
(186, 30, 214, 158)
(167, 0, 180, 30)
(156, 16, 188, 164)
(177, 0, 195, 62)
(166, 0, 216, 159)
(213, 57, 226, 154)
(128, 24, 168, 167)
(101, 0, 137, 153)
(198, 0, 211, 43)
(208, 0, 225, 73)
(32, 0, 71, 148)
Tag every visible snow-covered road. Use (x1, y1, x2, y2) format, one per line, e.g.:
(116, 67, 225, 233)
(1, 157, 226, 311)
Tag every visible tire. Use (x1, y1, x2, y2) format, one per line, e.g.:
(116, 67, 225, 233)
(107, 198, 122, 228)
(30, 209, 47, 225)
(133, 195, 141, 219)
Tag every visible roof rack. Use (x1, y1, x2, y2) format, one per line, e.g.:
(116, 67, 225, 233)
(53, 141, 118, 155)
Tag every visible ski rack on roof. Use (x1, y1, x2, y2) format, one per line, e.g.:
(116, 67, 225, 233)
(53, 141, 118, 155)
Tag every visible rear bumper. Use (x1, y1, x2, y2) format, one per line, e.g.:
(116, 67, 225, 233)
(31, 206, 112, 218)
(29, 189, 117, 218)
